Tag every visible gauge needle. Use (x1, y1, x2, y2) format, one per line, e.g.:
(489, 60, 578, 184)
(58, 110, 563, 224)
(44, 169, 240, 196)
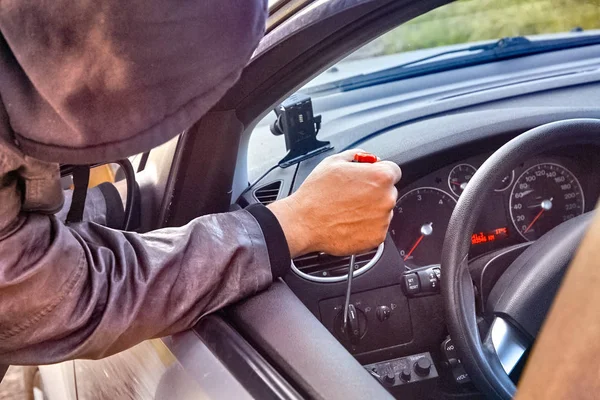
(404, 235, 424, 261)
(450, 181, 468, 190)
(404, 223, 433, 261)
(524, 209, 544, 233)
(519, 189, 535, 198)
(524, 198, 553, 233)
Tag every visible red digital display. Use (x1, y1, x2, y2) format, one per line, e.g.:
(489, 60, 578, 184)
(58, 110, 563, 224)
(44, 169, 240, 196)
(471, 227, 509, 245)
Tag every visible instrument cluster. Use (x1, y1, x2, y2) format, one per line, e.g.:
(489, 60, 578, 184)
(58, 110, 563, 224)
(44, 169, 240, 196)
(389, 150, 596, 270)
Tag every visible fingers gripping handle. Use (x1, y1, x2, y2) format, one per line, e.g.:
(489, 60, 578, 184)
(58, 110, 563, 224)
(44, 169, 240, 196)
(342, 152, 378, 343)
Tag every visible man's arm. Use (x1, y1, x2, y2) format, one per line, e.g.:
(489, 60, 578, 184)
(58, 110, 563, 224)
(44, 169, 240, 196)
(0, 0, 405, 366)
(0, 208, 277, 364)
(0, 147, 401, 365)
(0, 134, 284, 364)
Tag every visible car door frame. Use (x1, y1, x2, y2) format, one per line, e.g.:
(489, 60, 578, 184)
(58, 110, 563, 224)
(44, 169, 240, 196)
(157, 0, 454, 398)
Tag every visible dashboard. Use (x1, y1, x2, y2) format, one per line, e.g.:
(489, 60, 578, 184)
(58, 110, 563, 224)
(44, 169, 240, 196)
(241, 135, 600, 399)
(391, 147, 599, 270)
(243, 123, 600, 363)
(234, 45, 600, 399)
(242, 116, 600, 398)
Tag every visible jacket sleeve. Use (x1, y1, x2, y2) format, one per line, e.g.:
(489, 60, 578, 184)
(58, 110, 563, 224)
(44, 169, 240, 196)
(0, 139, 291, 365)
(0, 200, 290, 365)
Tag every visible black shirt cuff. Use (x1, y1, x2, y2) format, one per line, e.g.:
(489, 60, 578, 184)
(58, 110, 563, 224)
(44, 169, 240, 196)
(246, 203, 291, 279)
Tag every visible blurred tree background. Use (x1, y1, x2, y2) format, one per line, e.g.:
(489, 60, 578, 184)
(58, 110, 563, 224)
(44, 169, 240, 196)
(378, 0, 600, 55)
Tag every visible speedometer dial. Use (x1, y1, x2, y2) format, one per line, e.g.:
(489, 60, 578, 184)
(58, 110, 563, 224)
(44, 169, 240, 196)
(390, 187, 456, 269)
(510, 163, 584, 241)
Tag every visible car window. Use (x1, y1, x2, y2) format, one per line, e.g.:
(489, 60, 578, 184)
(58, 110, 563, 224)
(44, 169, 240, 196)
(307, 0, 600, 89)
(248, 0, 600, 181)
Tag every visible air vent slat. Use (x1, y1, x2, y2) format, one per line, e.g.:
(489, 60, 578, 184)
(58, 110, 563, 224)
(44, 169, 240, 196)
(293, 247, 380, 280)
(254, 181, 282, 205)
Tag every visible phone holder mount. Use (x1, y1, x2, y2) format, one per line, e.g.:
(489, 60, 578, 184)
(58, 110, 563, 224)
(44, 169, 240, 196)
(270, 93, 332, 168)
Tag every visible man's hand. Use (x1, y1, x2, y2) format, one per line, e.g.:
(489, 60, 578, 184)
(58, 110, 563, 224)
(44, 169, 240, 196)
(268, 149, 401, 258)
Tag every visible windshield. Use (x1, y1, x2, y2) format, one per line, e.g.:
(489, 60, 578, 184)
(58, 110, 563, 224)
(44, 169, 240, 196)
(306, 0, 600, 89)
(248, 0, 600, 180)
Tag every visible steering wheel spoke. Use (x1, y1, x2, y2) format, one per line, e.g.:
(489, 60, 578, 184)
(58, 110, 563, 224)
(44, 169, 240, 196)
(484, 317, 529, 375)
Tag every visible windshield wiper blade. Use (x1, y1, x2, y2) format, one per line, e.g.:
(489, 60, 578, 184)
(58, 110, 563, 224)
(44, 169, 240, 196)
(303, 34, 600, 95)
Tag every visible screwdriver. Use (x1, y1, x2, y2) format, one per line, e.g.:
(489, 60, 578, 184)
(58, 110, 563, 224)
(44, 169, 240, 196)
(342, 152, 379, 340)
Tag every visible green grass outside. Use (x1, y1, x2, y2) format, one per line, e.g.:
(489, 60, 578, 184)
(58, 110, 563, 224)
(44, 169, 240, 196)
(378, 0, 600, 55)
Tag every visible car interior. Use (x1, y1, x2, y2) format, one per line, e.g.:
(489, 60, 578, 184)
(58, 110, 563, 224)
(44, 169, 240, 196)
(25, 0, 600, 399)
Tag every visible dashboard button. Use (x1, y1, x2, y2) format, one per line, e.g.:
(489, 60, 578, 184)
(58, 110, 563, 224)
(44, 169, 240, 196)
(400, 367, 412, 382)
(376, 305, 391, 322)
(384, 371, 395, 384)
(416, 266, 441, 294)
(403, 273, 420, 295)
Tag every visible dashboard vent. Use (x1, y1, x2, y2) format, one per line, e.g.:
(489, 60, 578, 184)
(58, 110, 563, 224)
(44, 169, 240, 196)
(292, 244, 383, 283)
(253, 181, 282, 205)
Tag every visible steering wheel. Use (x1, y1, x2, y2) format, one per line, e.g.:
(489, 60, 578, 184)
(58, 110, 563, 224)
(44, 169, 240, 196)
(441, 119, 600, 399)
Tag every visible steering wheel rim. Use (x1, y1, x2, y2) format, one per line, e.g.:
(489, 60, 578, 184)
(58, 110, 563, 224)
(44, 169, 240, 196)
(441, 118, 600, 399)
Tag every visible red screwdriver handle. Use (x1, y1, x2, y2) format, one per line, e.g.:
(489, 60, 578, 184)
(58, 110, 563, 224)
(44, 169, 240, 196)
(353, 152, 378, 163)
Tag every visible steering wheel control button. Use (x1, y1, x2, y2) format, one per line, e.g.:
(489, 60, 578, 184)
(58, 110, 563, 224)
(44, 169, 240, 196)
(425, 269, 438, 290)
(402, 265, 441, 297)
(441, 337, 458, 364)
(403, 273, 420, 295)
(452, 366, 471, 384)
(363, 352, 438, 388)
(376, 305, 391, 322)
(400, 367, 412, 382)
(414, 358, 432, 377)
(441, 336, 469, 379)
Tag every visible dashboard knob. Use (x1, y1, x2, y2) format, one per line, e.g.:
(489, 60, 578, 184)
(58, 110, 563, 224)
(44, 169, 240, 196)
(376, 305, 391, 322)
(334, 305, 367, 346)
(345, 304, 361, 345)
(400, 367, 412, 382)
(384, 372, 395, 384)
(414, 358, 432, 377)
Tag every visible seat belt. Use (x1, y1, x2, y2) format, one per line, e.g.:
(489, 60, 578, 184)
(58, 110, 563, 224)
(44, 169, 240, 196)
(66, 165, 90, 224)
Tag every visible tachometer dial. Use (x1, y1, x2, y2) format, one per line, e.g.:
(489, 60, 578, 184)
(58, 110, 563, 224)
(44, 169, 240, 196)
(390, 187, 456, 269)
(448, 164, 477, 197)
(510, 163, 584, 241)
